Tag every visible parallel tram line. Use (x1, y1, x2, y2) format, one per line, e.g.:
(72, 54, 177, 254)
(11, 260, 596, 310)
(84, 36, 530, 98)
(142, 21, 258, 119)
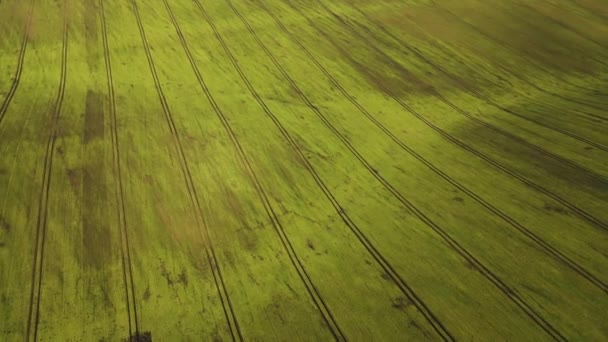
(343, 5, 608, 185)
(0, 0, 35, 126)
(26, 0, 68, 340)
(283, 0, 574, 339)
(252, 0, 608, 296)
(99, 0, 138, 337)
(216, 0, 459, 339)
(127, 0, 244, 339)
(195, 0, 456, 339)
(184, 0, 345, 339)
(305, 0, 608, 233)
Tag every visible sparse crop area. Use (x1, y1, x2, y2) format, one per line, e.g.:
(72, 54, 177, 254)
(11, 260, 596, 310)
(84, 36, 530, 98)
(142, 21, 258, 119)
(1, 0, 607, 340)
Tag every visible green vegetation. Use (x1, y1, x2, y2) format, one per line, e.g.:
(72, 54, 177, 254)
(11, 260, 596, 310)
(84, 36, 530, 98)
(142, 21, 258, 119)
(1, 0, 607, 340)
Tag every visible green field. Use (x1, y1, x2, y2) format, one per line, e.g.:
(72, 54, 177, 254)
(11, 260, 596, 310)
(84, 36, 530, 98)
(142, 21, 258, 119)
(1, 0, 607, 340)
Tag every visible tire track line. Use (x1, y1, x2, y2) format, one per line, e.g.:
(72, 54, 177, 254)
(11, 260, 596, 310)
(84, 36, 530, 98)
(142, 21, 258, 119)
(307, 0, 608, 233)
(185, 0, 344, 339)
(254, 0, 608, 295)
(0, 0, 35, 126)
(285, 0, 574, 339)
(25, 0, 68, 340)
(127, 0, 242, 339)
(195, 0, 454, 341)
(99, 0, 138, 337)
(343, 6, 608, 185)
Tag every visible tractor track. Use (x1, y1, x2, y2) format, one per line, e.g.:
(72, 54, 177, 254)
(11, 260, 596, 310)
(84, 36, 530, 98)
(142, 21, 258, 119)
(0, 0, 35, 126)
(306, 0, 608, 233)
(26, 0, 68, 340)
(286, 0, 593, 339)
(252, 0, 608, 297)
(342, 5, 608, 185)
(163, 0, 345, 339)
(197, 0, 452, 339)
(99, 0, 139, 337)
(127, 0, 242, 339)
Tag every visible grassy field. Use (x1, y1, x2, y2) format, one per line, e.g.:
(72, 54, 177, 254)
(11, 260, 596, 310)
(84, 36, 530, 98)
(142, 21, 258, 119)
(0, 0, 607, 340)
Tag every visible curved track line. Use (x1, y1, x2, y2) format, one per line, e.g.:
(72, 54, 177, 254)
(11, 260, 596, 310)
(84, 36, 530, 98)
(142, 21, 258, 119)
(99, 0, 138, 337)
(0, 0, 36, 126)
(26, 1, 68, 340)
(252, 0, 608, 296)
(180, 0, 345, 338)
(342, 6, 608, 186)
(304, 0, 608, 233)
(127, 0, 244, 339)
(195, 0, 451, 339)
(284, 0, 593, 339)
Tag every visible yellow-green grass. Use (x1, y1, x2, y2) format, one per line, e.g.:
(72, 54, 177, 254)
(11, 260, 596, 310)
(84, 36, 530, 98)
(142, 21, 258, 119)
(0, 0, 607, 340)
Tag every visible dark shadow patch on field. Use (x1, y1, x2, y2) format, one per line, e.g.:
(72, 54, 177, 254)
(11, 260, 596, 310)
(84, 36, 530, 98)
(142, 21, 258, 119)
(449, 119, 608, 203)
(82, 164, 111, 268)
(389, 2, 604, 81)
(82, 90, 110, 268)
(158, 262, 188, 288)
(0, 216, 10, 232)
(84, 90, 104, 143)
(347, 40, 436, 98)
(125, 331, 152, 342)
(344, 15, 489, 95)
(438, 1, 604, 74)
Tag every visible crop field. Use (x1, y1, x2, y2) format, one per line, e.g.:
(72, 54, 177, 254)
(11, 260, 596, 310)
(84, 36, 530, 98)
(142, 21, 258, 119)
(0, 0, 607, 340)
